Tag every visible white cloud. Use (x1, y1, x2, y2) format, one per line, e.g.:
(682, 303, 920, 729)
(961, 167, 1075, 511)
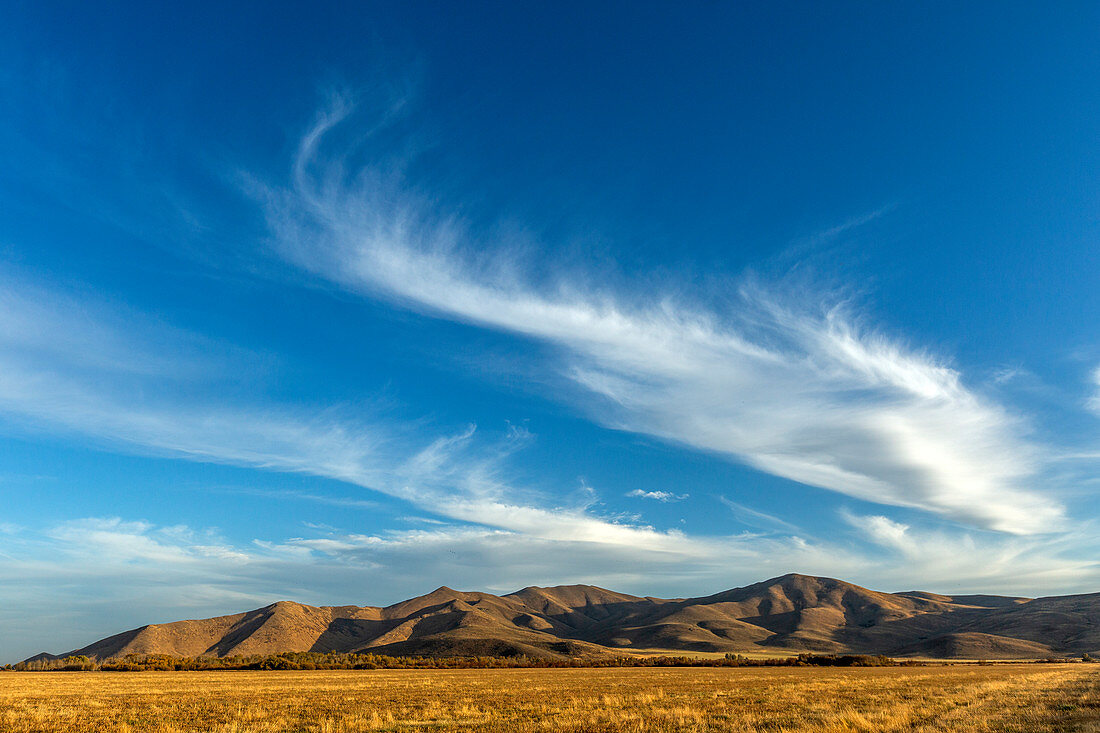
(843, 512, 913, 554)
(627, 489, 688, 502)
(256, 101, 1061, 535)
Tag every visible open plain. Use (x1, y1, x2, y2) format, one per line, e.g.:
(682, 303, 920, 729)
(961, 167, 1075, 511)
(3, 664, 1100, 732)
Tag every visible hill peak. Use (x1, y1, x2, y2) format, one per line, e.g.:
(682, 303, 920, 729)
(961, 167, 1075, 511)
(509, 583, 621, 595)
(766, 572, 855, 586)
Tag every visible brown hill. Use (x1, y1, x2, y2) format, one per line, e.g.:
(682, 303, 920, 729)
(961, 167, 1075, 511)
(36, 574, 1100, 663)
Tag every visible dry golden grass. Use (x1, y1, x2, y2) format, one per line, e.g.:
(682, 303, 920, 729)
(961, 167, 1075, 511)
(1, 664, 1098, 732)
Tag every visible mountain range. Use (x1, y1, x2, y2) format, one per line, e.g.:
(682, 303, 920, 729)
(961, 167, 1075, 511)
(31, 574, 1100, 662)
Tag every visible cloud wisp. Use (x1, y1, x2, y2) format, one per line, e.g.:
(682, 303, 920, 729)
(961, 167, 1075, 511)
(258, 102, 1060, 535)
(627, 489, 689, 502)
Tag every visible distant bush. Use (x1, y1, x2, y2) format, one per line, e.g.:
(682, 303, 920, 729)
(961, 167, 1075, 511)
(794, 654, 899, 667)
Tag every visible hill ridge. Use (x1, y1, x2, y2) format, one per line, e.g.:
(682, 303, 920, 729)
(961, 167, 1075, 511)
(31, 575, 1100, 663)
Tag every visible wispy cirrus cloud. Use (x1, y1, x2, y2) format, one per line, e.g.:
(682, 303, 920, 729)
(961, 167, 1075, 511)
(718, 497, 802, 534)
(256, 100, 1060, 535)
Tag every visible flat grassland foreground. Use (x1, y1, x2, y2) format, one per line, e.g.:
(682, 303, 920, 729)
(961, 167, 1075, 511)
(2, 665, 1099, 732)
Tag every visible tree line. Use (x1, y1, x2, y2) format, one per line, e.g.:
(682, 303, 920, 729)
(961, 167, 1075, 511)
(5, 651, 918, 672)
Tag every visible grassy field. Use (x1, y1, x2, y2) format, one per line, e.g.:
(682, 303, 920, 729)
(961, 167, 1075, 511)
(1, 664, 1098, 732)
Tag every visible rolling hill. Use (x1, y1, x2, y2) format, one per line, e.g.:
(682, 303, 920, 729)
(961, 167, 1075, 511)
(30, 574, 1100, 662)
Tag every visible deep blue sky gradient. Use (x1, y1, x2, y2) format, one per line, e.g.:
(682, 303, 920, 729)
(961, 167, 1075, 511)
(1, 1, 1099, 660)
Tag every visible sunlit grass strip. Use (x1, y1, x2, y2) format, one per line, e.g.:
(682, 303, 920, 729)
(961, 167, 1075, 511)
(1, 664, 1098, 732)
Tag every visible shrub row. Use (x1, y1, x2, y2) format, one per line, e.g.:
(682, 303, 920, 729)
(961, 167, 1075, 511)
(4, 651, 926, 672)
(8, 650, 1094, 672)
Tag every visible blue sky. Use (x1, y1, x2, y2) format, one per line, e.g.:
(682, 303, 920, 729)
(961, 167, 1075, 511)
(2, 1, 1100, 660)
